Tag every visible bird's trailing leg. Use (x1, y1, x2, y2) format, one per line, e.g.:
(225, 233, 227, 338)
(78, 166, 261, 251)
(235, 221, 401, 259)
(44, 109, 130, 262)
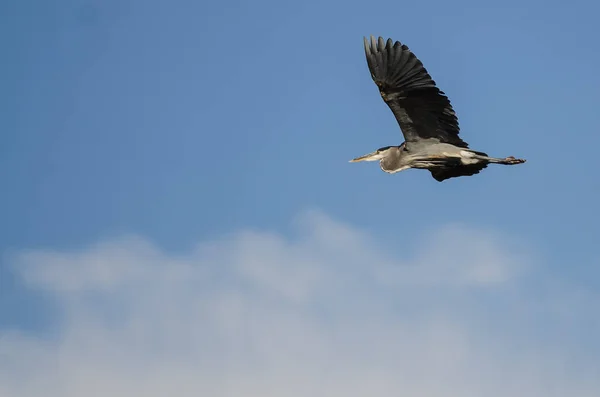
(460, 150, 526, 166)
(485, 155, 526, 165)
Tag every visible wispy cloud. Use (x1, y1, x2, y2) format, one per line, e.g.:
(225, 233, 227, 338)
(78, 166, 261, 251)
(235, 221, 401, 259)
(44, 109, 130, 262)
(1, 210, 598, 396)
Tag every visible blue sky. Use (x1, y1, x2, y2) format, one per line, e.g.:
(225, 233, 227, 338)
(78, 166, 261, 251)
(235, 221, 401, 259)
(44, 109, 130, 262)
(1, 0, 599, 395)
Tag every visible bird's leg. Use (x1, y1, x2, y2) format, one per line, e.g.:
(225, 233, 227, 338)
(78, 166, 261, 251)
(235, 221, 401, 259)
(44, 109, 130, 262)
(474, 154, 526, 165)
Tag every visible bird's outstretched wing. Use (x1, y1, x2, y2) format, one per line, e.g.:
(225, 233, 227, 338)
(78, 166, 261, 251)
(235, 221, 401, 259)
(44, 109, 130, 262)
(363, 36, 468, 148)
(430, 163, 488, 182)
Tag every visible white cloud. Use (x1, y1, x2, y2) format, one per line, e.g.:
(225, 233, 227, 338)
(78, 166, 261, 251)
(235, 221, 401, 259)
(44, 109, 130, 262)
(1, 210, 598, 397)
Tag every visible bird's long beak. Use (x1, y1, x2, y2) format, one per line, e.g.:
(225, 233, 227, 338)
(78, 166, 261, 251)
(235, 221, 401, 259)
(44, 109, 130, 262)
(349, 151, 379, 162)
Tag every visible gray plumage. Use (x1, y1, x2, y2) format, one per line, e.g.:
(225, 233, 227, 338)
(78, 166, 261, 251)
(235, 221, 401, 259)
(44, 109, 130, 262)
(350, 36, 525, 182)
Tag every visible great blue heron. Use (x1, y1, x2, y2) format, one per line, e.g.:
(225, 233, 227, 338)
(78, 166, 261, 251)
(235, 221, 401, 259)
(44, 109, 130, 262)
(350, 36, 526, 182)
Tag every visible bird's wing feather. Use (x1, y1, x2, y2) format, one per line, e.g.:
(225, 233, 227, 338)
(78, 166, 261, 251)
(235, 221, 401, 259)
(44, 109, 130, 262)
(364, 36, 468, 148)
(430, 163, 488, 182)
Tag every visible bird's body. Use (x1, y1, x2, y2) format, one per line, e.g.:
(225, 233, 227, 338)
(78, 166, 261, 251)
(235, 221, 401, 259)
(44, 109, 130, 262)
(351, 36, 525, 182)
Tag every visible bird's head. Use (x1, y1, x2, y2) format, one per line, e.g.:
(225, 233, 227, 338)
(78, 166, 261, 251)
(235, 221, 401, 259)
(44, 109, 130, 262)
(349, 146, 395, 163)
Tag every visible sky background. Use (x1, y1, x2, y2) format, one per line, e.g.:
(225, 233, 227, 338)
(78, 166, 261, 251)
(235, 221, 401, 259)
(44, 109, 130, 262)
(1, 0, 600, 395)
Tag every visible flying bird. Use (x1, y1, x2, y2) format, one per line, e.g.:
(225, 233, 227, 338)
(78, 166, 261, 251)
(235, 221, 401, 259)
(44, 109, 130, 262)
(350, 36, 525, 182)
